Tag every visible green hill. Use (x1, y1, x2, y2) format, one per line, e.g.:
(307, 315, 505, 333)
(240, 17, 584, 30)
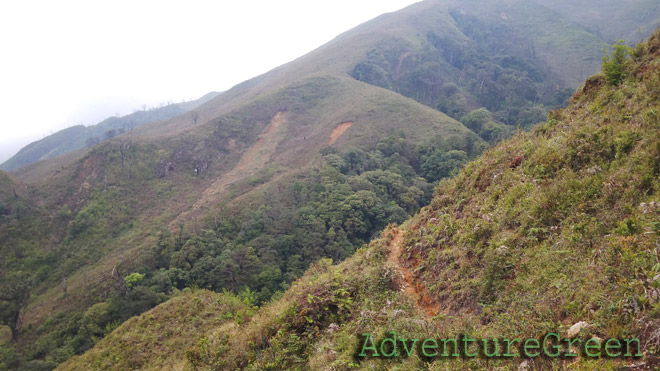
(536, 0, 660, 43)
(0, 75, 484, 371)
(1, 1, 659, 370)
(57, 289, 251, 371)
(60, 26, 660, 371)
(0, 92, 220, 172)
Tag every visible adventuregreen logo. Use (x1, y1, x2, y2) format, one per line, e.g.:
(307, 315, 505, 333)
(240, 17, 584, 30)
(358, 332, 642, 359)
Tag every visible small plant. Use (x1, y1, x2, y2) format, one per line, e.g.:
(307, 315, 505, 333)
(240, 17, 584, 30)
(602, 40, 631, 86)
(614, 218, 640, 236)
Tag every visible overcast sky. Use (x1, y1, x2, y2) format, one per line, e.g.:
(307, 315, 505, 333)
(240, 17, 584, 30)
(0, 0, 419, 164)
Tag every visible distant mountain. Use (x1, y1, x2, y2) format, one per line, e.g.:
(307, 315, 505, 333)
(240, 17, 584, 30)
(1, 1, 659, 369)
(61, 25, 660, 371)
(535, 0, 660, 43)
(0, 92, 220, 171)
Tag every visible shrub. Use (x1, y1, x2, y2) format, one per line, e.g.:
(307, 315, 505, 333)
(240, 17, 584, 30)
(124, 272, 145, 289)
(602, 40, 631, 85)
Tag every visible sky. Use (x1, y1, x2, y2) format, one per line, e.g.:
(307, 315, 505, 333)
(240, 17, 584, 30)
(0, 0, 419, 164)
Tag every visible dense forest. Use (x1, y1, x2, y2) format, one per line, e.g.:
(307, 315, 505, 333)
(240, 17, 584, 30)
(0, 128, 484, 368)
(351, 8, 574, 143)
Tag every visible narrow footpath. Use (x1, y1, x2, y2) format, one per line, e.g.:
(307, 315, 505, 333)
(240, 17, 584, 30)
(387, 228, 440, 317)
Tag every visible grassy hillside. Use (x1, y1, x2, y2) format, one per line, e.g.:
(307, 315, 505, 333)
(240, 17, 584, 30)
(0, 92, 219, 172)
(59, 26, 660, 370)
(2, 1, 660, 370)
(56, 290, 251, 371)
(0, 74, 484, 370)
(535, 0, 660, 43)
(127, 0, 613, 145)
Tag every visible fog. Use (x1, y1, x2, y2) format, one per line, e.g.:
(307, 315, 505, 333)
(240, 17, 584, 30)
(0, 0, 418, 164)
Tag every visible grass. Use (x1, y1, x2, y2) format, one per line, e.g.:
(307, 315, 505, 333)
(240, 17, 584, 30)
(3, 2, 659, 369)
(56, 289, 251, 370)
(59, 27, 660, 370)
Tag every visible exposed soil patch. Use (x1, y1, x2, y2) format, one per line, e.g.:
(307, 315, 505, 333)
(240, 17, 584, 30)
(171, 111, 288, 228)
(328, 121, 353, 145)
(394, 51, 410, 80)
(387, 228, 440, 317)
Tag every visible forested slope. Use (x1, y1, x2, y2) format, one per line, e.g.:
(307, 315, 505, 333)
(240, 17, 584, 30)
(59, 26, 660, 371)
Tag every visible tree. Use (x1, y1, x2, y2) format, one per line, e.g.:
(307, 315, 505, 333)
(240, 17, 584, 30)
(461, 108, 493, 132)
(124, 272, 145, 289)
(0, 271, 32, 342)
(602, 40, 631, 85)
(421, 150, 468, 182)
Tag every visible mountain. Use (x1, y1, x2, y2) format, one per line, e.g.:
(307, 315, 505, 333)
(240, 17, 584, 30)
(1, 1, 659, 370)
(0, 92, 220, 172)
(535, 0, 660, 43)
(60, 25, 660, 370)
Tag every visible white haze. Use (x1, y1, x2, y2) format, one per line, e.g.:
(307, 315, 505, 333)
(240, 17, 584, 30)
(0, 0, 419, 164)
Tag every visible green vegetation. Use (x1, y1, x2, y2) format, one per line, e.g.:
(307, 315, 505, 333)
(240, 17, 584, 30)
(534, 0, 660, 43)
(140, 132, 480, 303)
(602, 40, 632, 85)
(1, 1, 659, 370)
(350, 1, 602, 142)
(57, 290, 252, 370)
(0, 74, 482, 369)
(0, 272, 32, 343)
(236, 27, 656, 369)
(352, 22, 562, 129)
(55, 25, 660, 370)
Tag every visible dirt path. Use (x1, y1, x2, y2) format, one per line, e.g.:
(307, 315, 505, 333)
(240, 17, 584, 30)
(387, 228, 439, 317)
(170, 111, 288, 229)
(328, 121, 353, 145)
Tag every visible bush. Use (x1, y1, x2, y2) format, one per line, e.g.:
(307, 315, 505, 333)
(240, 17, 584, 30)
(602, 40, 631, 85)
(124, 272, 145, 289)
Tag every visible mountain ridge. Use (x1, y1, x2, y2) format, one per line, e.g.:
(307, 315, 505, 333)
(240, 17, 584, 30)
(0, 91, 220, 172)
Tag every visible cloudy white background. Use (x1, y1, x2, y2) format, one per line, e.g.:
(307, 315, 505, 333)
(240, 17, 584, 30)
(0, 0, 418, 164)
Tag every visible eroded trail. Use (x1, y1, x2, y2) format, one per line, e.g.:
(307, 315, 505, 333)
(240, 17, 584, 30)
(170, 112, 288, 228)
(387, 228, 439, 317)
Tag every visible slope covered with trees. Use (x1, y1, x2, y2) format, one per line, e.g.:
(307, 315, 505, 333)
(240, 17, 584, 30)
(351, 0, 608, 143)
(535, 0, 660, 43)
(60, 25, 660, 371)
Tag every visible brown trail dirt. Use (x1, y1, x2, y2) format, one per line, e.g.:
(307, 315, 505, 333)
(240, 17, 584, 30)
(170, 111, 288, 228)
(171, 117, 353, 230)
(387, 228, 440, 317)
(328, 121, 353, 145)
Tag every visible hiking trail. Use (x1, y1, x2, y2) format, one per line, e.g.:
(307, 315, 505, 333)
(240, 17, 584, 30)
(170, 111, 288, 229)
(387, 228, 440, 317)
